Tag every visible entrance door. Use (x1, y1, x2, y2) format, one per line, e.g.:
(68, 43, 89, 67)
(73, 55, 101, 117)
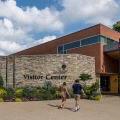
(100, 76, 110, 92)
(118, 76, 120, 94)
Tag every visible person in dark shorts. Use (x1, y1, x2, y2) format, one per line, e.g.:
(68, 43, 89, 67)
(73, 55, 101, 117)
(72, 79, 82, 111)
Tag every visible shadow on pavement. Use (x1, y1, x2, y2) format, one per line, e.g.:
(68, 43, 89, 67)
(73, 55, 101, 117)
(48, 104, 74, 112)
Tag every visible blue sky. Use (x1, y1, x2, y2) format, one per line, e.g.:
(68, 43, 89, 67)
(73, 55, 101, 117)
(17, 0, 89, 32)
(0, 0, 120, 55)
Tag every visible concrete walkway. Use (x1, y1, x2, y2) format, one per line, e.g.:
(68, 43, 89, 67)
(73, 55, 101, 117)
(0, 95, 120, 120)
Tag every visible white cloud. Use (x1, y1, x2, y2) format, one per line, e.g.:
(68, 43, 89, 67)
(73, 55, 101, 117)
(0, 41, 21, 54)
(0, 35, 56, 55)
(61, 0, 120, 25)
(0, 0, 120, 56)
(0, 0, 63, 55)
(0, 0, 63, 32)
(36, 36, 57, 44)
(25, 35, 57, 49)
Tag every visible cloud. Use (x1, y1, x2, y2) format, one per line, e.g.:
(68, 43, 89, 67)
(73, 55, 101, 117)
(0, 0, 120, 56)
(0, 41, 21, 55)
(61, 0, 120, 25)
(25, 35, 57, 49)
(0, 0, 63, 55)
(0, 35, 56, 56)
(0, 0, 63, 32)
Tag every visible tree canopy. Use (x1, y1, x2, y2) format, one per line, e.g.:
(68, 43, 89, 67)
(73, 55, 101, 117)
(113, 22, 120, 32)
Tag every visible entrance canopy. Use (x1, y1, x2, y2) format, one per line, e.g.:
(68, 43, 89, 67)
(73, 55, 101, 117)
(105, 50, 120, 59)
(104, 42, 120, 60)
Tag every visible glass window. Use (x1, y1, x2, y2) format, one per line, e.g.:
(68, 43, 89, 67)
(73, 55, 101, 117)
(57, 35, 105, 54)
(58, 45, 63, 54)
(81, 36, 100, 46)
(64, 41, 80, 50)
(100, 36, 107, 44)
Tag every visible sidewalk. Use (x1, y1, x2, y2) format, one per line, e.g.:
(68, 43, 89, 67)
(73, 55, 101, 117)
(0, 95, 120, 120)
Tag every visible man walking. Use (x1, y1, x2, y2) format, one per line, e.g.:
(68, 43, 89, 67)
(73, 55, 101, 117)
(72, 79, 82, 112)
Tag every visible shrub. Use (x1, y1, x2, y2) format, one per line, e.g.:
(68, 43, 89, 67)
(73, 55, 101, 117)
(35, 82, 60, 101)
(38, 87, 58, 100)
(0, 98, 4, 102)
(15, 88, 24, 98)
(0, 76, 4, 87)
(83, 80, 102, 100)
(79, 73, 92, 81)
(94, 95, 102, 101)
(0, 87, 7, 99)
(43, 81, 52, 90)
(79, 73, 92, 86)
(23, 86, 38, 100)
(68, 88, 74, 98)
(6, 88, 15, 101)
(15, 98, 22, 102)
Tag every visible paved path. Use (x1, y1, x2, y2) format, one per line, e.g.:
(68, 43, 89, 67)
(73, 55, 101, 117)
(0, 95, 120, 120)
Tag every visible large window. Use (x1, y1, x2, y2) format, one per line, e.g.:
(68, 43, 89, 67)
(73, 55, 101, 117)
(57, 35, 117, 54)
(58, 45, 63, 54)
(64, 41, 80, 50)
(81, 36, 100, 46)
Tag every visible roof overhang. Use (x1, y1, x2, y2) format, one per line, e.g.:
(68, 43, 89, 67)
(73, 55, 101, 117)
(105, 49, 120, 59)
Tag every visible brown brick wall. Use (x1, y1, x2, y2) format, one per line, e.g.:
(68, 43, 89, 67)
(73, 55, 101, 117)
(100, 24, 120, 41)
(103, 54, 119, 73)
(15, 24, 101, 55)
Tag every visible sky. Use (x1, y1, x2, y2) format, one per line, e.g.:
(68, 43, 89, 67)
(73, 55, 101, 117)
(0, 0, 120, 56)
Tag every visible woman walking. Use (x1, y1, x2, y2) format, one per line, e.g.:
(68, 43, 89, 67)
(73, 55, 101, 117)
(58, 82, 70, 109)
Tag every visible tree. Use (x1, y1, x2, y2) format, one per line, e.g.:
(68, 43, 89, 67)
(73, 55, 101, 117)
(113, 22, 120, 32)
(0, 75, 4, 87)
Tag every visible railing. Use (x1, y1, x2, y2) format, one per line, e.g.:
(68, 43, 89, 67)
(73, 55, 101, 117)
(104, 42, 119, 52)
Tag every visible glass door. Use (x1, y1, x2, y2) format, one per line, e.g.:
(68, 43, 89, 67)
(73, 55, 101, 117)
(100, 76, 110, 92)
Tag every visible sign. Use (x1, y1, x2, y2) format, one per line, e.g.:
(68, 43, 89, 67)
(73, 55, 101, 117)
(23, 74, 67, 80)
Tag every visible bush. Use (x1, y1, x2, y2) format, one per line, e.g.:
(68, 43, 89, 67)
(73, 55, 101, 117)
(15, 88, 24, 98)
(15, 98, 22, 102)
(0, 76, 4, 87)
(23, 86, 38, 100)
(0, 87, 7, 99)
(94, 95, 102, 101)
(79, 73, 92, 82)
(38, 86, 58, 100)
(83, 80, 102, 100)
(35, 82, 59, 101)
(0, 98, 4, 102)
(68, 88, 74, 98)
(5, 88, 15, 101)
(43, 81, 52, 90)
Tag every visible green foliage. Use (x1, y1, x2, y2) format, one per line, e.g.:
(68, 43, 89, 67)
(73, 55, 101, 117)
(68, 88, 74, 98)
(23, 86, 38, 100)
(94, 95, 102, 101)
(0, 75, 4, 87)
(83, 80, 101, 100)
(38, 82, 59, 100)
(113, 22, 120, 32)
(15, 88, 24, 98)
(6, 88, 15, 101)
(0, 80, 102, 102)
(0, 98, 4, 102)
(43, 81, 52, 90)
(0, 87, 7, 98)
(15, 98, 22, 102)
(79, 73, 92, 82)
